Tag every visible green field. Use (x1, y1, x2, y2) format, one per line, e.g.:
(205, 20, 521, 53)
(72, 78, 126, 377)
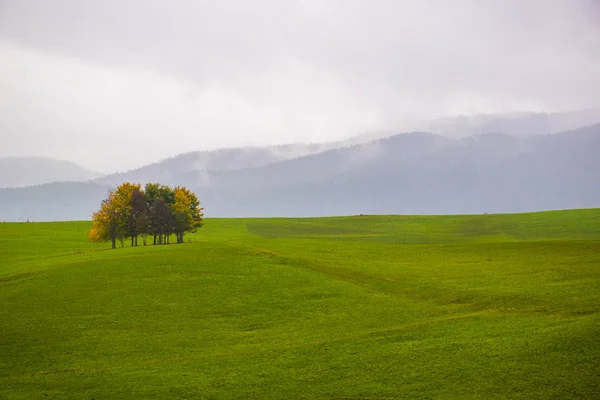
(1, 210, 600, 399)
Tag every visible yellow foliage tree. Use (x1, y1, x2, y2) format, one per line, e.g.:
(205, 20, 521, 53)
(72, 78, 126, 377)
(172, 186, 204, 243)
(89, 190, 123, 249)
(112, 182, 143, 247)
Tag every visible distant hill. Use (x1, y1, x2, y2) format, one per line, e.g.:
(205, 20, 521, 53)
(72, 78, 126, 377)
(0, 182, 110, 222)
(0, 157, 102, 188)
(95, 143, 341, 186)
(1, 124, 599, 221)
(196, 125, 600, 216)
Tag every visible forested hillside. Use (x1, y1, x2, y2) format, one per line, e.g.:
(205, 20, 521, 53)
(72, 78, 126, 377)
(1, 125, 599, 221)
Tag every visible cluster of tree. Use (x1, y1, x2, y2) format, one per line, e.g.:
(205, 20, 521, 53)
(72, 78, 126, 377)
(89, 182, 204, 249)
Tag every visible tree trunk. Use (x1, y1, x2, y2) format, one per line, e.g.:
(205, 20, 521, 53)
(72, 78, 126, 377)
(112, 238, 116, 249)
(131, 235, 134, 247)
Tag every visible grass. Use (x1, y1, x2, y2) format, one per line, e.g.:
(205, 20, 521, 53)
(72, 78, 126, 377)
(1, 209, 599, 399)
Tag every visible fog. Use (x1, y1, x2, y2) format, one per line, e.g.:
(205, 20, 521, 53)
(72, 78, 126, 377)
(1, 0, 599, 172)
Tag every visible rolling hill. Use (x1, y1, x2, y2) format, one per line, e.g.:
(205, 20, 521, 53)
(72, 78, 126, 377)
(1, 210, 599, 398)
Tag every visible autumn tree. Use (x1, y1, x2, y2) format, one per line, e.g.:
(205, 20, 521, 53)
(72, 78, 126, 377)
(111, 182, 141, 247)
(89, 189, 125, 249)
(172, 186, 204, 243)
(90, 182, 203, 249)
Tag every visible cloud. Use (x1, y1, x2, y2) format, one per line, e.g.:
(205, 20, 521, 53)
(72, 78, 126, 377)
(0, 40, 382, 172)
(0, 0, 599, 172)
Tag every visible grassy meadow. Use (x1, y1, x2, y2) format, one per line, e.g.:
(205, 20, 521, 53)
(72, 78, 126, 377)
(1, 209, 599, 399)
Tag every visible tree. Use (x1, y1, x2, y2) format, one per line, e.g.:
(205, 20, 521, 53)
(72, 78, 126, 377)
(130, 188, 148, 246)
(150, 198, 171, 245)
(158, 184, 175, 244)
(89, 189, 125, 249)
(89, 182, 203, 249)
(113, 182, 141, 247)
(144, 183, 162, 245)
(172, 186, 204, 243)
(145, 183, 174, 244)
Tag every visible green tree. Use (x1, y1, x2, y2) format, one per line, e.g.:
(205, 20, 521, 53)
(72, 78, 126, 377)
(130, 188, 148, 246)
(145, 183, 175, 244)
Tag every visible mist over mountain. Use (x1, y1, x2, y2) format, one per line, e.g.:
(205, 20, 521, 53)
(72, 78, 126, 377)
(424, 108, 600, 138)
(195, 125, 600, 217)
(351, 108, 600, 142)
(3, 110, 598, 191)
(92, 108, 600, 188)
(95, 142, 342, 187)
(2, 1, 599, 173)
(0, 157, 102, 188)
(1, 124, 598, 222)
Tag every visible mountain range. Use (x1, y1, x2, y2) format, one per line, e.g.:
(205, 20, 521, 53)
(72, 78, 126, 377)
(1, 119, 599, 221)
(0, 157, 101, 189)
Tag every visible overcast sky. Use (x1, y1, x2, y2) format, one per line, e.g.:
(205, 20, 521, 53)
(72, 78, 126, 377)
(1, 0, 599, 173)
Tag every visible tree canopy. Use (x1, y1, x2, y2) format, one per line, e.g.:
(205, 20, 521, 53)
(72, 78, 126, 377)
(89, 182, 203, 249)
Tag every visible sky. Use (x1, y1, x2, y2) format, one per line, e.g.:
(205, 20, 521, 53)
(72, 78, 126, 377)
(1, 0, 599, 173)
